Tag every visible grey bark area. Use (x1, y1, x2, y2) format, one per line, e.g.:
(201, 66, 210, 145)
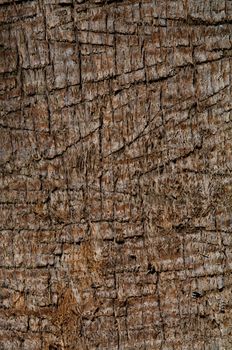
(1, 0, 232, 349)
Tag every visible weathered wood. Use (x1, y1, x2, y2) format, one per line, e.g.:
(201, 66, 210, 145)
(0, 0, 232, 349)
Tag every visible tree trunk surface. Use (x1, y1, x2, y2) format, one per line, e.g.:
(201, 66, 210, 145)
(0, 0, 232, 349)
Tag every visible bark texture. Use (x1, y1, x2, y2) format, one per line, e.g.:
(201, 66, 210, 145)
(1, 0, 232, 349)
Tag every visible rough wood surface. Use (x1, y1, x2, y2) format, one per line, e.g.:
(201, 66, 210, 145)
(0, 0, 232, 349)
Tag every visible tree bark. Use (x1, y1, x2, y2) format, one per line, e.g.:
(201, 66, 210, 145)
(0, 0, 232, 349)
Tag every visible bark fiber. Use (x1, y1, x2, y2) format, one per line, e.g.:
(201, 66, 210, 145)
(0, 0, 232, 349)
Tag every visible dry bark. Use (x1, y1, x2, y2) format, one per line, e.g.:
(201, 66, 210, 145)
(0, 0, 232, 349)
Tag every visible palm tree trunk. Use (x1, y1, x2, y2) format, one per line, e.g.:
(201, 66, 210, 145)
(0, 0, 232, 349)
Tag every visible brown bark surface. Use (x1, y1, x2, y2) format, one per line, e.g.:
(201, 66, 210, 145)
(1, 0, 232, 349)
